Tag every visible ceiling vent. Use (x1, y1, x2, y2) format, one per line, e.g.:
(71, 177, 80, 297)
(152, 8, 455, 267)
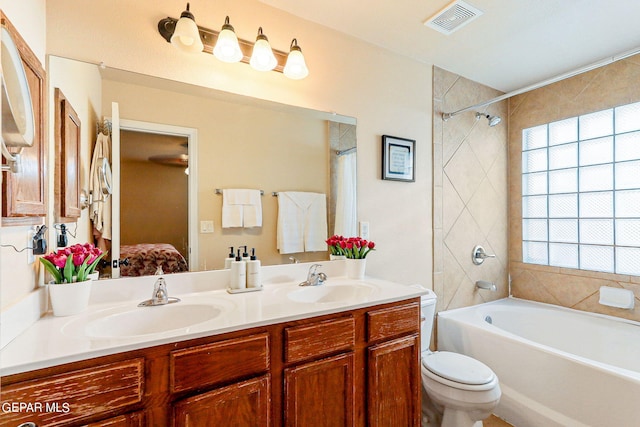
(424, 0, 483, 35)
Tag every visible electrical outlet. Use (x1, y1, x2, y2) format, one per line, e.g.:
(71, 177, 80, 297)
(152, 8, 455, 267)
(200, 220, 214, 233)
(359, 221, 370, 240)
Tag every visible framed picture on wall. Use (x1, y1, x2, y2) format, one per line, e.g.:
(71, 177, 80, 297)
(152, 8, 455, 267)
(381, 135, 415, 182)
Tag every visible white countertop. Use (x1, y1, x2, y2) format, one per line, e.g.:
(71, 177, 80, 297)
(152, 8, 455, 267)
(0, 262, 427, 376)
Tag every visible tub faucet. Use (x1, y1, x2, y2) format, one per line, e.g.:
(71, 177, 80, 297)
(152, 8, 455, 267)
(138, 277, 181, 307)
(476, 280, 497, 291)
(299, 264, 327, 286)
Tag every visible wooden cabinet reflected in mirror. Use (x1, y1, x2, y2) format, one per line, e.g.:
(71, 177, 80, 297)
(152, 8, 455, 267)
(54, 88, 82, 221)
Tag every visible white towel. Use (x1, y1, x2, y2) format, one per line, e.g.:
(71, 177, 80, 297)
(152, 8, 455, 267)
(222, 189, 262, 228)
(277, 192, 327, 254)
(89, 132, 112, 241)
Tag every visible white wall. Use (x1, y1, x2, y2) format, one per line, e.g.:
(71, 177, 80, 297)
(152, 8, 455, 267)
(2, 0, 433, 314)
(0, 1, 46, 310)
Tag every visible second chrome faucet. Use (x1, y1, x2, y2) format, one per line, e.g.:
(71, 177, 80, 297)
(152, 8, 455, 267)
(138, 277, 181, 307)
(299, 264, 327, 286)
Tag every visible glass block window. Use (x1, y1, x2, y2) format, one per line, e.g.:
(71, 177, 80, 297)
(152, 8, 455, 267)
(522, 101, 640, 275)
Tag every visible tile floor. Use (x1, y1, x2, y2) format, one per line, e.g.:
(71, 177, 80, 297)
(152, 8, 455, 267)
(485, 414, 514, 426)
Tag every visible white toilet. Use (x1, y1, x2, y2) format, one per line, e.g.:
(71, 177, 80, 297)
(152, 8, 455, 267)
(420, 290, 501, 427)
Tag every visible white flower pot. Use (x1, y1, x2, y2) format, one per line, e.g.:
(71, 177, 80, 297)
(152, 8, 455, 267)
(346, 258, 366, 280)
(48, 279, 92, 317)
(330, 254, 347, 260)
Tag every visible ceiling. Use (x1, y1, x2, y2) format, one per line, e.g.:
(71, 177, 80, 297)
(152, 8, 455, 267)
(259, 0, 640, 92)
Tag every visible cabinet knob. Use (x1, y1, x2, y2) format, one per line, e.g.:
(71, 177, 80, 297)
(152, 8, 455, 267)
(18, 423, 38, 427)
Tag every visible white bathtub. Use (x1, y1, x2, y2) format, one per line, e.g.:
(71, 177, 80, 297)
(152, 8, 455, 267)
(437, 297, 640, 427)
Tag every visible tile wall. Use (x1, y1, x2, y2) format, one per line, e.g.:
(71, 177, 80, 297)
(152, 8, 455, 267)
(508, 53, 640, 322)
(432, 67, 509, 313)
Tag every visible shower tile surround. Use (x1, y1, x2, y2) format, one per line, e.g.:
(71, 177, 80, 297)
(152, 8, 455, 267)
(432, 67, 509, 314)
(435, 55, 640, 322)
(508, 53, 640, 322)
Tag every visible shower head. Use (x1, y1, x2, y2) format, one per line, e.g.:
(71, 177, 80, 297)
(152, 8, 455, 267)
(475, 112, 502, 127)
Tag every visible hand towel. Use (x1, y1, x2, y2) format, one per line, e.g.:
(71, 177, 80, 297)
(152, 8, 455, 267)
(277, 191, 327, 254)
(222, 189, 262, 228)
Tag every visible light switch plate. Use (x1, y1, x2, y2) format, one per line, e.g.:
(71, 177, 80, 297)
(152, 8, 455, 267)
(200, 220, 214, 233)
(359, 221, 370, 240)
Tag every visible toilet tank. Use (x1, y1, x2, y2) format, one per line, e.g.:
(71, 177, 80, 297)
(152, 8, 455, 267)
(420, 289, 437, 353)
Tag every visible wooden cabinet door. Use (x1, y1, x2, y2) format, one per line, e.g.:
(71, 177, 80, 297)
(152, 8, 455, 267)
(284, 352, 355, 427)
(83, 411, 144, 427)
(1, 12, 46, 224)
(367, 335, 421, 427)
(173, 375, 270, 427)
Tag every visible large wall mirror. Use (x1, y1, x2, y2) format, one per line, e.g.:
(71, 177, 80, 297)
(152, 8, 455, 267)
(48, 56, 357, 278)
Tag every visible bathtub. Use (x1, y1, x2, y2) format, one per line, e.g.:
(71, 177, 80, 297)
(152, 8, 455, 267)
(437, 297, 640, 427)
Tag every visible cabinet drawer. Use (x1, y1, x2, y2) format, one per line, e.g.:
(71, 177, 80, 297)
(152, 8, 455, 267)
(0, 358, 144, 426)
(367, 302, 420, 342)
(284, 316, 355, 364)
(170, 332, 270, 393)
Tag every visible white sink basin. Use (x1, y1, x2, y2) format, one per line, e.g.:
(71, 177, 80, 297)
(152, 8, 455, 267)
(287, 283, 377, 304)
(63, 301, 233, 339)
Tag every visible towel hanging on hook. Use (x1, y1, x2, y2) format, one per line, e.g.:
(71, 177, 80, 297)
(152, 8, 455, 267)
(96, 119, 112, 136)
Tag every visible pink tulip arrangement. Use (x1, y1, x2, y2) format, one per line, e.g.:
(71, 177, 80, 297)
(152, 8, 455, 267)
(326, 235, 376, 259)
(39, 243, 104, 284)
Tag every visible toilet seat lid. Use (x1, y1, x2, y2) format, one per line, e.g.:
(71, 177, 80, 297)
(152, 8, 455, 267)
(422, 351, 495, 385)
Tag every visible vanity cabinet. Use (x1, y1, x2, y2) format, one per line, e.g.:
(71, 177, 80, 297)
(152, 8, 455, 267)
(173, 375, 271, 427)
(0, 298, 420, 427)
(366, 302, 422, 427)
(0, 358, 145, 426)
(283, 317, 356, 427)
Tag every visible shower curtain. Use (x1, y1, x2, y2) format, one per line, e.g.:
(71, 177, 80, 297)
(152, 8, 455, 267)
(334, 151, 357, 237)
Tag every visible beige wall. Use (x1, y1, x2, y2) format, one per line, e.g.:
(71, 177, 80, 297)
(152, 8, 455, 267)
(509, 53, 640, 322)
(432, 67, 509, 313)
(120, 159, 188, 256)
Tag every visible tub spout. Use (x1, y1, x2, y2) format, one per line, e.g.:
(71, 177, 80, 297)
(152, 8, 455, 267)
(476, 280, 496, 291)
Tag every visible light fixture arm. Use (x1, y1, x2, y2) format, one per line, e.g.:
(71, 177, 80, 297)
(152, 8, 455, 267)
(157, 16, 289, 73)
(1, 142, 21, 173)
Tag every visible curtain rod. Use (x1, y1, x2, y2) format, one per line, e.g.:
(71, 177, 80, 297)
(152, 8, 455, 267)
(442, 45, 640, 121)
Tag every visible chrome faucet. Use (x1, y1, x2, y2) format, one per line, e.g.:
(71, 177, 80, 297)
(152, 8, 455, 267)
(138, 277, 181, 307)
(299, 264, 327, 286)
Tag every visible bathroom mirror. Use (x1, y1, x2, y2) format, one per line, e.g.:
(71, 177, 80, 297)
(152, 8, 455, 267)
(48, 56, 357, 277)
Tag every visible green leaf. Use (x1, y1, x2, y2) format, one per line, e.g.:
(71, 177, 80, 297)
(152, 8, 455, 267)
(63, 255, 74, 283)
(76, 258, 90, 282)
(39, 258, 63, 284)
(86, 253, 105, 275)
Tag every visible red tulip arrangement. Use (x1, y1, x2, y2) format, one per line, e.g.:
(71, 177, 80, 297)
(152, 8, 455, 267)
(326, 235, 376, 259)
(39, 243, 104, 284)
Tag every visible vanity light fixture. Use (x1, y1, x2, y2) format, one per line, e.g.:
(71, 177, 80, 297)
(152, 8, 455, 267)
(212, 16, 243, 63)
(170, 3, 204, 54)
(157, 5, 309, 79)
(283, 39, 309, 80)
(250, 27, 278, 72)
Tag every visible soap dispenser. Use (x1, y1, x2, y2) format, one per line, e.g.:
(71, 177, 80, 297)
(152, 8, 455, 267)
(224, 246, 235, 269)
(230, 249, 246, 290)
(240, 245, 250, 261)
(247, 248, 262, 289)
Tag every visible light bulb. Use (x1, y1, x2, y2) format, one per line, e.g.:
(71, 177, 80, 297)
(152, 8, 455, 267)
(213, 17, 243, 63)
(170, 3, 204, 54)
(283, 39, 309, 79)
(249, 28, 277, 72)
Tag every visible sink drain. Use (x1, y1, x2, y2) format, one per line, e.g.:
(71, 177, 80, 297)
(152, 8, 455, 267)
(484, 315, 493, 324)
